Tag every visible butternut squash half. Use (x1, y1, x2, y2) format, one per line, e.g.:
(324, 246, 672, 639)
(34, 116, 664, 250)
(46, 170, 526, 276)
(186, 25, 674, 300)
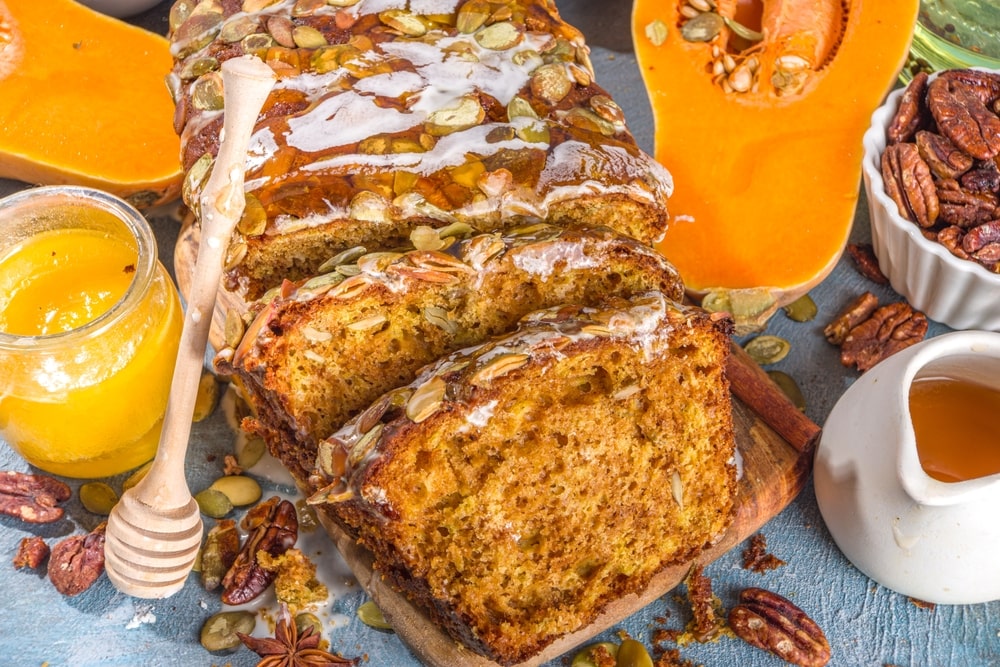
(0, 0, 181, 207)
(633, 0, 919, 330)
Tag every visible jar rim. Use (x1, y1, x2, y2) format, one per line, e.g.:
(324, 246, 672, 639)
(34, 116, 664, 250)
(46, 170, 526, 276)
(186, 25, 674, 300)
(0, 185, 158, 350)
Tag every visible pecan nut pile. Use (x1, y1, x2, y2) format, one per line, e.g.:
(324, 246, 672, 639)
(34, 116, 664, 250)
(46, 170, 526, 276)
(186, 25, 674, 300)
(882, 69, 1000, 272)
(728, 587, 831, 667)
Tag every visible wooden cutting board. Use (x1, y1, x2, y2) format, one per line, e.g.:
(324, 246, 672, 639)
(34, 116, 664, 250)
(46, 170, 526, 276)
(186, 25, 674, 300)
(175, 222, 819, 667)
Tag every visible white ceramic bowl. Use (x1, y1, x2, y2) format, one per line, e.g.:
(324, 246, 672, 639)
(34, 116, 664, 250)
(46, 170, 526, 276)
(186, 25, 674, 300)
(77, 0, 163, 17)
(861, 72, 1000, 331)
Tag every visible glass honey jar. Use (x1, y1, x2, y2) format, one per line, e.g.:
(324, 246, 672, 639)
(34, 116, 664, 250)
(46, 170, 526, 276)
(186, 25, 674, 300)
(0, 186, 182, 478)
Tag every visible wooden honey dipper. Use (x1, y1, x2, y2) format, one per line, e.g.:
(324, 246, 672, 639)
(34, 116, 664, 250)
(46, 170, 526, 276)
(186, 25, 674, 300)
(104, 56, 275, 598)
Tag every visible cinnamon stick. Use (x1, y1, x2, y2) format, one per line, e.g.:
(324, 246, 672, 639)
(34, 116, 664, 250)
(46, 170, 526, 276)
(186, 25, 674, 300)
(726, 341, 821, 453)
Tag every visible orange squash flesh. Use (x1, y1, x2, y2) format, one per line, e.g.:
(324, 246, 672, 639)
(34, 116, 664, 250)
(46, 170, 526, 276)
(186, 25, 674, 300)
(632, 0, 919, 319)
(0, 0, 181, 207)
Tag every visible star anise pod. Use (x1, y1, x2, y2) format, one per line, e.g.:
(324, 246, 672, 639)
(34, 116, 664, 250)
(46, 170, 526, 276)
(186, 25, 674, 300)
(238, 603, 355, 667)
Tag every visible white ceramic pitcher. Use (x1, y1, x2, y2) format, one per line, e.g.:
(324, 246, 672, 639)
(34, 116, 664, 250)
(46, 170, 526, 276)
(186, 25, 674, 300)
(815, 330, 1000, 605)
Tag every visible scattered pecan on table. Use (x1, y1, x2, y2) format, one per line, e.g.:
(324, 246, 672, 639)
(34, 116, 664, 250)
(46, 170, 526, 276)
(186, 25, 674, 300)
(221, 495, 298, 605)
(48, 521, 107, 596)
(0, 470, 72, 524)
(741, 532, 786, 574)
(13, 535, 49, 569)
(824, 292, 927, 371)
(728, 587, 831, 667)
(846, 243, 889, 285)
(882, 69, 1000, 272)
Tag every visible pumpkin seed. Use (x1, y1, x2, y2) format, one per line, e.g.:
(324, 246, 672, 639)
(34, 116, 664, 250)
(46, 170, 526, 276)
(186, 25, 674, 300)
(236, 435, 267, 469)
(507, 95, 539, 120)
(200, 610, 256, 652)
(680, 11, 723, 42)
(644, 19, 669, 46)
(767, 370, 806, 411)
(224, 239, 249, 271)
(470, 353, 530, 385)
(723, 15, 764, 42)
(195, 488, 234, 518)
(122, 460, 154, 492)
(379, 10, 426, 36)
(79, 482, 119, 515)
(425, 95, 485, 136)
(219, 16, 258, 43)
(406, 376, 447, 423)
(423, 306, 457, 334)
(616, 639, 653, 667)
(224, 308, 246, 349)
(743, 335, 790, 365)
(237, 192, 267, 236)
(782, 293, 818, 322)
(530, 63, 573, 104)
(209, 475, 263, 507)
(318, 246, 367, 273)
(179, 56, 219, 80)
(357, 600, 393, 630)
(200, 518, 239, 591)
(191, 72, 224, 111)
(295, 497, 320, 533)
(241, 32, 276, 54)
(571, 642, 619, 667)
(193, 372, 220, 422)
(456, 0, 490, 33)
(293, 25, 328, 48)
(295, 612, 323, 639)
(475, 21, 521, 50)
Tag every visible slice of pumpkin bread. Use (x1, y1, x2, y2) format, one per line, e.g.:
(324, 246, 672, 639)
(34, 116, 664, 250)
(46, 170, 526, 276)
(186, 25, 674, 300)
(216, 224, 684, 484)
(308, 293, 738, 665)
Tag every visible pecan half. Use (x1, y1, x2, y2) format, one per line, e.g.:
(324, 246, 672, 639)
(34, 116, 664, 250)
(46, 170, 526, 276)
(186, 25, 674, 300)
(729, 588, 830, 667)
(938, 69, 1000, 107)
(840, 302, 928, 372)
(937, 225, 971, 260)
(882, 143, 939, 227)
(13, 535, 50, 569)
(48, 521, 107, 596)
(823, 291, 879, 345)
(846, 243, 888, 285)
(887, 71, 929, 144)
(221, 496, 298, 605)
(960, 159, 1000, 194)
(927, 76, 1000, 160)
(962, 219, 1000, 254)
(915, 130, 974, 180)
(936, 178, 998, 228)
(0, 470, 72, 524)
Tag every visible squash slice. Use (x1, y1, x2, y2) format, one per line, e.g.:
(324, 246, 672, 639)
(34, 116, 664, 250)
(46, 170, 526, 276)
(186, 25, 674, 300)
(632, 0, 919, 330)
(0, 0, 181, 207)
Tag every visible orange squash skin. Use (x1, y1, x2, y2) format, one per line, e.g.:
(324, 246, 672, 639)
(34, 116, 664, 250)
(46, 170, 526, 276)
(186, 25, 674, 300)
(0, 0, 181, 207)
(632, 0, 919, 307)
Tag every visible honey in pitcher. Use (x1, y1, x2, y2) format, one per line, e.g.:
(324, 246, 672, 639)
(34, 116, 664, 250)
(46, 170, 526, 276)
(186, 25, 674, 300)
(909, 375, 1000, 483)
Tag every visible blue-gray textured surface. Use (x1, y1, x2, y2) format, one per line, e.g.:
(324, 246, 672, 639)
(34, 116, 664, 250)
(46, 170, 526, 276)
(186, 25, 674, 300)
(1, 1, 999, 666)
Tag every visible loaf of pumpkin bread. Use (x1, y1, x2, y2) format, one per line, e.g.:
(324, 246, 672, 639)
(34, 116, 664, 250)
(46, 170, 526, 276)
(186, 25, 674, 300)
(215, 224, 685, 484)
(168, 0, 673, 299)
(307, 293, 738, 665)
